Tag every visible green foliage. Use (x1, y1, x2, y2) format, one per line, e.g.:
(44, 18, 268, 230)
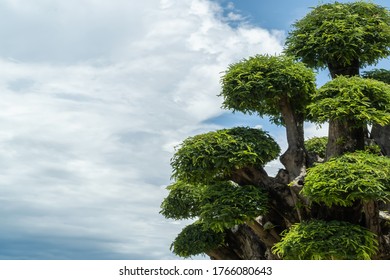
(308, 76, 390, 126)
(219, 54, 316, 125)
(163, 1, 390, 260)
(171, 127, 280, 184)
(200, 181, 268, 232)
(170, 221, 225, 258)
(304, 136, 328, 158)
(272, 220, 378, 260)
(285, 1, 390, 69)
(161, 180, 269, 232)
(303, 151, 390, 207)
(160, 181, 204, 220)
(362, 69, 390, 84)
(364, 144, 382, 155)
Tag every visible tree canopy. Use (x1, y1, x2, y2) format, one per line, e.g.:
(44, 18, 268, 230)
(285, 1, 390, 71)
(170, 221, 225, 258)
(303, 151, 390, 207)
(272, 220, 378, 260)
(220, 54, 316, 125)
(170, 127, 280, 184)
(309, 76, 390, 126)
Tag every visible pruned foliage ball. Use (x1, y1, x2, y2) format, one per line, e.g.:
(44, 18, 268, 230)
(285, 2, 390, 69)
(160, 181, 204, 220)
(220, 54, 316, 125)
(303, 151, 390, 207)
(161, 180, 269, 232)
(272, 220, 379, 260)
(309, 76, 390, 126)
(170, 221, 225, 258)
(200, 181, 268, 232)
(171, 127, 280, 183)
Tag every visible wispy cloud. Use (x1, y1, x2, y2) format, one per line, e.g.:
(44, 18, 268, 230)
(0, 0, 284, 259)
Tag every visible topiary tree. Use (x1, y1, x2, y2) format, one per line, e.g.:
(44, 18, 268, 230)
(161, 1, 390, 260)
(219, 54, 316, 180)
(161, 127, 286, 259)
(285, 1, 390, 78)
(309, 76, 390, 157)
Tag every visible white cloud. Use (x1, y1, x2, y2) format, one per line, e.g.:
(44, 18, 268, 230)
(0, 0, 284, 259)
(304, 122, 329, 140)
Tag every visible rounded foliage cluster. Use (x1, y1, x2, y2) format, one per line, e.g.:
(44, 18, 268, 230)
(160, 181, 204, 220)
(304, 136, 328, 158)
(303, 151, 390, 207)
(170, 222, 225, 258)
(171, 127, 280, 183)
(161, 181, 269, 232)
(200, 181, 268, 232)
(285, 1, 390, 69)
(309, 76, 390, 126)
(220, 55, 316, 125)
(272, 220, 378, 260)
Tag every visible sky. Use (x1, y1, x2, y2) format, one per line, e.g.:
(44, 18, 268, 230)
(0, 0, 389, 260)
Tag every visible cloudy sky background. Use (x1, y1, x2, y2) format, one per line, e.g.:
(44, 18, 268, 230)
(0, 0, 389, 259)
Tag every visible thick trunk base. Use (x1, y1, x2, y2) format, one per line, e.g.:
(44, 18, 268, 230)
(326, 119, 365, 159)
(371, 124, 390, 156)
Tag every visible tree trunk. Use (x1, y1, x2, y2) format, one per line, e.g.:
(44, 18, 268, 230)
(246, 221, 279, 249)
(231, 166, 303, 227)
(371, 124, 390, 156)
(207, 224, 270, 260)
(310, 201, 363, 224)
(226, 225, 269, 259)
(328, 59, 360, 79)
(279, 96, 307, 181)
(206, 175, 390, 259)
(207, 246, 240, 260)
(363, 201, 381, 240)
(326, 119, 365, 159)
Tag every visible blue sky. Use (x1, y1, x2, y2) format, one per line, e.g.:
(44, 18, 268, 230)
(0, 0, 388, 260)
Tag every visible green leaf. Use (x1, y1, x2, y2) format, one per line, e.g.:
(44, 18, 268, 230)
(171, 127, 280, 184)
(302, 151, 390, 206)
(219, 54, 316, 125)
(272, 220, 378, 260)
(285, 2, 390, 69)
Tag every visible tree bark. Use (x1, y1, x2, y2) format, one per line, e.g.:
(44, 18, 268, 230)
(371, 124, 390, 156)
(232, 166, 303, 227)
(363, 201, 381, 235)
(326, 119, 365, 159)
(310, 201, 363, 224)
(207, 224, 271, 260)
(226, 225, 268, 259)
(279, 96, 307, 181)
(207, 246, 240, 260)
(328, 59, 360, 79)
(231, 166, 272, 187)
(246, 221, 279, 249)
